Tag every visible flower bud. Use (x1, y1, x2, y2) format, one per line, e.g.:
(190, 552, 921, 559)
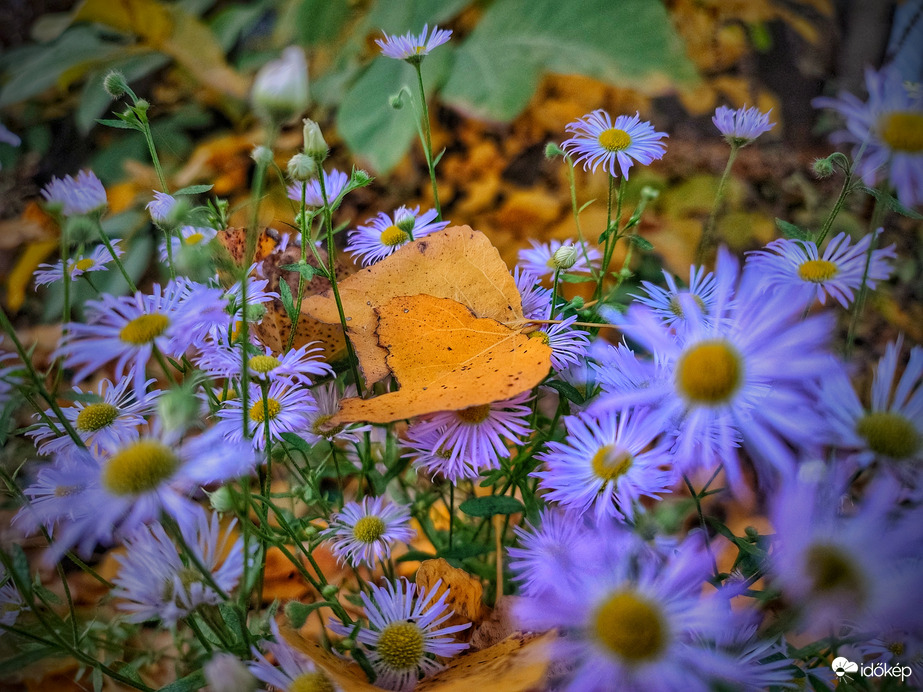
(251, 47, 309, 124)
(134, 99, 150, 114)
(287, 153, 315, 182)
(395, 214, 416, 234)
(302, 118, 328, 160)
(158, 387, 202, 432)
(545, 142, 565, 159)
(207, 486, 237, 513)
(640, 185, 660, 202)
(812, 156, 835, 178)
(389, 92, 405, 110)
(321, 584, 339, 600)
(103, 71, 129, 98)
(204, 653, 257, 692)
(551, 243, 578, 270)
(251, 145, 273, 167)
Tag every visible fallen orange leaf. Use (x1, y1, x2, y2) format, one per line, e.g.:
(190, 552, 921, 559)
(330, 294, 550, 425)
(302, 226, 527, 386)
(416, 558, 486, 640)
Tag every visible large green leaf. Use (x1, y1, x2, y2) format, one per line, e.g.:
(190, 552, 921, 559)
(366, 0, 471, 33)
(441, 0, 698, 121)
(337, 48, 452, 174)
(0, 27, 121, 108)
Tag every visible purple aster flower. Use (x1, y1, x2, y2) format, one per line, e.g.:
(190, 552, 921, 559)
(27, 377, 157, 456)
(16, 422, 258, 564)
(300, 381, 369, 445)
(213, 380, 317, 451)
(223, 271, 277, 326)
(0, 339, 21, 408)
(769, 467, 923, 638)
(111, 510, 246, 626)
(746, 229, 896, 308)
(56, 280, 228, 394)
(820, 336, 923, 474)
(529, 315, 590, 371)
(34, 241, 125, 288)
(592, 341, 672, 399)
(376, 24, 453, 63)
(0, 572, 27, 627)
(508, 510, 588, 597)
(41, 170, 107, 216)
(322, 496, 415, 568)
(404, 423, 480, 482)
(346, 206, 449, 266)
(712, 105, 775, 146)
(515, 526, 752, 692)
(329, 578, 470, 691)
(594, 248, 839, 491)
(632, 263, 720, 333)
(562, 110, 668, 179)
(196, 338, 330, 386)
(517, 238, 601, 280)
(406, 392, 532, 472)
(158, 225, 218, 262)
(813, 65, 923, 207)
(146, 191, 177, 225)
(514, 267, 552, 320)
(286, 168, 349, 208)
(534, 408, 674, 521)
(249, 618, 342, 692)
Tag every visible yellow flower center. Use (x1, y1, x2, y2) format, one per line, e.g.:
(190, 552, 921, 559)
(797, 259, 838, 283)
(668, 293, 706, 318)
(73, 258, 96, 273)
(855, 411, 921, 459)
(676, 340, 743, 405)
(249, 397, 281, 423)
(103, 440, 180, 495)
(888, 641, 906, 658)
(598, 127, 632, 152)
(352, 515, 386, 543)
(879, 111, 923, 153)
(456, 404, 491, 424)
(376, 621, 425, 671)
(380, 225, 409, 247)
(289, 672, 336, 692)
(311, 413, 344, 438)
(805, 543, 866, 604)
(54, 484, 82, 497)
(248, 355, 282, 374)
(120, 313, 169, 345)
(528, 330, 550, 345)
(593, 590, 667, 663)
(184, 232, 205, 245)
(75, 402, 119, 432)
(591, 445, 633, 482)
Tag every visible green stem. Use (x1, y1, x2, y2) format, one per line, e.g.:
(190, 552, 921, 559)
(548, 269, 561, 320)
(564, 155, 600, 284)
(317, 161, 364, 394)
(414, 63, 442, 220)
(697, 143, 739, 264)
(137, 111, 169, 194)
(845, 188, 888, 357)
(682, 473, 721, 582)
(448, 483, 455, 550)
(151, 345, 179, 388)
(816, 174, 853, 247)
(286, 182, 309, 353)
(258, 380, 273, 606)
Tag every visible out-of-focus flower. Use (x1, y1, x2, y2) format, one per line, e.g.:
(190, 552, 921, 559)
(813, 65, 923, 207)
(287, 168, 349, 208)
(562, 110, 667, 179)
(41, 170, 107, 216)
(509, 510, 588, 597)
(712, 105, 775, 146)
(322, 496, 415, 568)
(146, 191, 177, 225)
(34, 241, 125, 287)
(251, 47, 309, 123)
(376, 24, 453, 63)
(158, 226, 218, 263)
(205, 653, 257, 692)
(514, 267, 552, 320)
(632, 264, 720, 333)
(248, 619, 341, 692)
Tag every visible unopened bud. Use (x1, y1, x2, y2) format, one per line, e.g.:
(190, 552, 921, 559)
(395, 214, 415, 234)
(251, 145, 273, 167)
(389, 92, 405, 110)
(302, 118, 328, 160)
(812, 156, 835, 178)
(545, 142, 565, 159)
(251, 47, 309, 124)
(551, 243, 578, 270)
(207, 486, 237, 513)
(640, 185, 660, 202)
(103, 71, 129, 98)
(134, 99, 150, 114)
(321, 584, 338, 600)
(158, 387, 202, 432)
(287, 153, 315, 182)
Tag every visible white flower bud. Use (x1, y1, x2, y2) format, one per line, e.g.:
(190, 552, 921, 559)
(287, 153, 315, 181)
(251, 47, 309, 124)
(302, 118, 328, 160)
(251, 145, 273, 167)
(552, 243, 578, 270)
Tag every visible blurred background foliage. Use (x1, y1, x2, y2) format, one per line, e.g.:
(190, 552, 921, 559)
(2, 0, 920, 348)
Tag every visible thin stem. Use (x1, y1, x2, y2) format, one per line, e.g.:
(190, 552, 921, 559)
(563, 155, 600, 284)
(414, 63, 442, 220)
(151, 345, 179, 388)
(258, 380, 273, 605)
(548, 269, 561, 321)
(846, 188, 888, 357)
(448, 483, 455, 550)
(317, 161, 364, 394)
(697, 143, 740, 264)
(286, 182, 309, 352)
(682, 473, 721, 582)
(816, 175, 853, 247)
(138, 111, 169, 194)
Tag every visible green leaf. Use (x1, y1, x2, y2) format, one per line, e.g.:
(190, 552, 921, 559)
(441, 0, 697, 122)
(173, 184, 214, 196)
(338, 49, 452, 174)
(544, 379, 585, 404)
(396, 549, 437, 563)
(0, 27, 121, 107)
(279, 279, 296, 323)
(440, 543, 490, 560)
(9, 545, 31, 596)
(558, 273, 596, 283)
(459, 495, 524, 518)
(0, 647, 58, 677)
(281, 262, 315, 281)
(61, 390, 105, 404)
(858, 185, 923, 220)
(774, 218, 812, 241)
(280, 432, 312, 454)
(367, 0, 471, 32)
(627, 234, 654, 251)
(294, 0, 354, 45)
(96, 118, 141, 130)
(158, 670, 206, 692)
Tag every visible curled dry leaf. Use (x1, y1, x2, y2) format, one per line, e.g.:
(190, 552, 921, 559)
(282, 627, 554, 692)
(415, 558, 486, 640)
(301, 226, 526, 386)
(331, 294, 551, 424)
